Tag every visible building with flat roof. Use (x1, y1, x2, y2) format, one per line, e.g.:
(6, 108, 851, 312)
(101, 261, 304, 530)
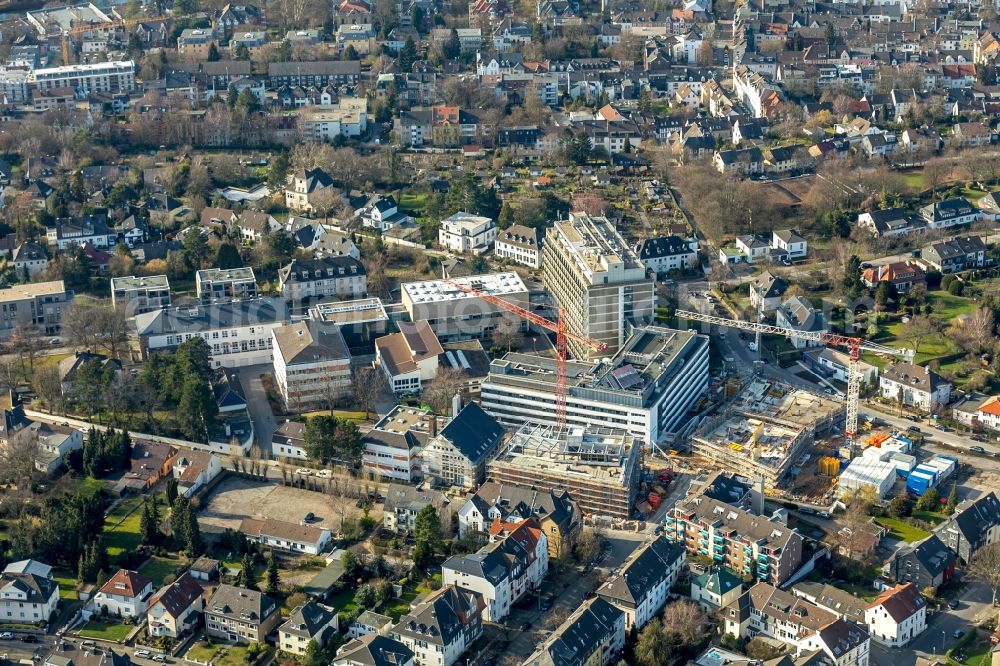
(438, 212, 496, 255)
(400, 272, 528, 342)
(363, 405, 436, 482)
(689, 379, 843, 489)
(308, 297, 389, 354)
(0, 280, 72, 338)
(481, 326, 709, 444)
(30, 61, 135, 94)
(111, 275, 170, 314)
(196, 267, 259, 303)
(542, 212, 654, 358)
(487, 423, 642, 520)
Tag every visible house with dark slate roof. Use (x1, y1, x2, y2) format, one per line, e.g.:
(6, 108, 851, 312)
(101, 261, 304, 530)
(279, 601, 339, 655)
(205, 584, 281, 643)
(391, 585, 484, 666)
(333, 633, 414, 666)
(635, 235, 699, 275)
(0, 561, 59, 625)
(934, 491, 1000, 562)
(595, 537, 686, 630)
(523, 597, 625, 666)
(146, 572, 204, 638)
(883, 534, 956, 592)
(420, 402, 504, 490)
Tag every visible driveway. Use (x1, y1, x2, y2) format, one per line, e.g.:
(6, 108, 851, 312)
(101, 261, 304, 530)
(230, 364, 278, 460)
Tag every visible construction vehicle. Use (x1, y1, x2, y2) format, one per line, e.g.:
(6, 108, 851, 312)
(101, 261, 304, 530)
(443, 280, 607, 432)
(676, 310, 915, 441)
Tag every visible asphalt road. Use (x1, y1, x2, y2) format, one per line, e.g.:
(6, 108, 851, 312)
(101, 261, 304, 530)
(864, 403, 1000, 457)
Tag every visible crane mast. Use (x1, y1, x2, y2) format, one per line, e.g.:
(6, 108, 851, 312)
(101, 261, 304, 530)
(676, 309, 914, 439)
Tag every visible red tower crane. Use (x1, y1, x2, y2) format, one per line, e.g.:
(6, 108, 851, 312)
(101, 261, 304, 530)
(443, 279, 607, 431)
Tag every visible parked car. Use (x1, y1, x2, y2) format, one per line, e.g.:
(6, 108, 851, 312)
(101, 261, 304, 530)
(294, 468, 312, 476)
(953, 629, 964, 639)
(315, 469, 332, 478)
(136, 651, 153, 658)
(970, 446, 986, 454)
(0, 632, 14, 640)
(519, 622, 532, 632)
(20, 635, 37, 643)
(908, 426, 921, 433)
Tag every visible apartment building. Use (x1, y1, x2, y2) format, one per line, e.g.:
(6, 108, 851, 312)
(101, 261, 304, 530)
(362, 406, 435, 482)
(177, 28, 217, 58)
(271, 320, 352, 413)
(665, 494, 804, 586)
(487, 424, 641, 520)
(146, 572, 205, 639)
(493, 224, 541, 269)
(205, 585, 281, 644)
(933, 492, 1000, 562)
(442, 518, 547, 622)
(420, 402, 505, 490)
(0, 280, 72, 339)
(299, 98, 368, 140)
(278, 256, 367, 301)
(196, 267, 259, 303)
(864, 583, 926, 647)
(111, 275, 171, 314)
(879, 363, 952, 413)
(438, 212, 497, 255)
(131, 299, 287, 368)
(401, 272, 528, 342)
(524, 597, 625, 666)
(542, 212, 654, 358)
(30, 60, 135, 94)
(481, 326, 709, 443)
(391, 585, 484, 666)
(596, 538, 686, 631)
(0, 561, 59, 625)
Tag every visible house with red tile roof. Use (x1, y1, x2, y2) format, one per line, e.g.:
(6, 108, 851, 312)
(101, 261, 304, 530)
(93, 569, 154, 618)
(864, 583, 926, 647)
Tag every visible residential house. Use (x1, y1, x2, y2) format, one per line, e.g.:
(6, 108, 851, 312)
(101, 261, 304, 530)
(334, 634, 414, 666)
(864, 583, 926, 647)
(921, 236, 987, 273)
(858, 208, 923, 238)
(812, 348, 878, 386)
(691, 567, 743, 611)
(438, 212, 496, 255)
(860, 262, 926, 293)
(0, 561, 59, 625)
(457, 481, 580, 560)
(171, 451, 224, 498)
(798, 620, 871, 666)
(146, 572, 205, 639)
(523, 597, 625, 666)
(977, 396, 1000, 432)
(420, 402, 505, 490)
(92, 569, 154, 618)
(357, 195, 414, 232)
(200, 207, 238, 232)
(196, 267, 258, 303)
(271, 320, 352, 413)
(493, 224, 541, 269)
(239, 518, 332, 555)
(735, 234, 774, 263)
(635, 236, 699, 275)
(714, 147, 764, 175)
(279, 602, 339, 656)
(347, 610, 392, 639)
(750, 271, 790, 312)
(20, 421, 84, 475)
(595, 537, 686, 631)
(375, 321, 443, 395)
(278, 256, 368, 301)
(45, 215, 118, 249)
(382, 485, 449, 533)
(442, 518, 547, 621)
(772, 230, 807, 259)
(883, 534, 956, 592)
(284, 168, 336, 213)
(934, 492, 1000, 562)
(120, 441, 179, 492)
(58, 351, 122, 397)
(110, 275, 171, 314)
(919, 198, 978, 229)
(235, 211, 280, 244)
(271, 420, 308, 460)
(11, 242, 48, 278)
(205, 585, 281, 644)
(775, 295, 827, 349)
(391, 585, 484, 666)
(879, 363, 952, 413)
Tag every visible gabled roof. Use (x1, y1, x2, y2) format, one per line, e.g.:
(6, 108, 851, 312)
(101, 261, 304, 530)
(394, 584, 484, 647)
(939, 491, 1000, 547)
(529, 597, 624, 666)
(272, 320, 350, 366)
(814, 618, 869, 658)
(99, 569, 152, 599)
(280, 601, 337, 641)
(894, 534, 955, 577)
(437, 402, 504, 464)
(597, 537, 685, 605)
(866, 583, 924, 623)
(148, 572, 203, 619)
(636, 235, 694, 260)
(334, 633, 413, 666)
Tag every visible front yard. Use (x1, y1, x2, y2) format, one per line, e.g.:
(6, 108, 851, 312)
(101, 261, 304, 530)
(77, 619, 133, 641)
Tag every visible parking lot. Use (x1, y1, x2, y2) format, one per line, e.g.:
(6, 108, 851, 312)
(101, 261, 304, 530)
(198, 475, 364, 535)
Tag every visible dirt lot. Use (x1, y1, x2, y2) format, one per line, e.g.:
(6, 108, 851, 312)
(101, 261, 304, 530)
(199, 475, 353, 535)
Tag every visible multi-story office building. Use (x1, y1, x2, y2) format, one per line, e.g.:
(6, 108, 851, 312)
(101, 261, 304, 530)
(131, 299, 287, 368)
(0, 280, 72, 338)
(542, 212, 654, 358)
(400, 272, 528, 342)
(196, 267, 259, 303)
(30, 60, 135, 94)
(480, 326, 709, 443)
(271, 320, 352, 413)
(665, 494, 805, 586)
(111, 275, 171, 314)
(487, 423, 642, 519)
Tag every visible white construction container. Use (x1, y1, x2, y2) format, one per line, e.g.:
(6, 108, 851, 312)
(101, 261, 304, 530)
(839, 457, 898, 498)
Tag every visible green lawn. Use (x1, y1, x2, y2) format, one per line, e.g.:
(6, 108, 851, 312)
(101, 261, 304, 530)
(139, 556, 183, 586)
(186, 642, 221, 663)
(78, 619, 133, 641)
(214, 646, 254, 666)
(875, 517, 931, 542)
(902, 171, 924, 191)
(53, 575, 79, 600)
(912, 510, 948, 525)
(956, 638, 992, 666)
(881, 323, 959, 365)
(329, 588, 359, 617)
(929, 290, 978, 321)
(103, 500, 144, 560)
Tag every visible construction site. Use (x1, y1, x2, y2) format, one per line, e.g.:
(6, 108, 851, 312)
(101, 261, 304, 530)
(486, 422, 642, 521)
(687, 379, 843, 492)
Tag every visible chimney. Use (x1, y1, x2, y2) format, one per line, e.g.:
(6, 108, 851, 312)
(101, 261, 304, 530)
(452, 393, 463, 418)
(429, 414, 438, 438)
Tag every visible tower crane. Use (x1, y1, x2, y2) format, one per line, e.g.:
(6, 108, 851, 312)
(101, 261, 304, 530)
(675, 309, 915, 440)
(443, 279, 607, 432)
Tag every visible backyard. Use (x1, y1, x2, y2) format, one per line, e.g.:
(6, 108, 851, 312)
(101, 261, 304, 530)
(139, 555, 185, 587)
(874, 516, 931, 542)
(103, 497, 145, 561)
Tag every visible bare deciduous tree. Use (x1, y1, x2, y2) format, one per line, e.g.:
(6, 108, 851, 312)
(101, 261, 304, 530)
(966, 542, 1000, 605)
(421, 367, 468, 414)
(898, 314, 939, 354)
(661, 599, 708, 644)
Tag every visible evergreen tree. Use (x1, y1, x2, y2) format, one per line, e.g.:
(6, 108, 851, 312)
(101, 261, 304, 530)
(186, 508, 203, 556)
(170, 498, 189, 546)
(413, 505, 442, 570)
(215, 243, 243, 270)
(140, 500, 157, 545)
(444, 28, 461, 60)
(266, 551, 280, 595)
(166, 478, 179, 507)
(241, 552, 257, 590)
(946, 483, 958, 515)
(399, 37, 418, 71)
